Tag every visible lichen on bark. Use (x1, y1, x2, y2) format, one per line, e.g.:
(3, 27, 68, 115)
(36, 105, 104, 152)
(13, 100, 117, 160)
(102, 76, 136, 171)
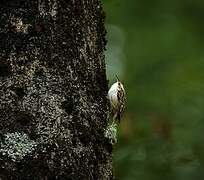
(0, 0, 112, 179)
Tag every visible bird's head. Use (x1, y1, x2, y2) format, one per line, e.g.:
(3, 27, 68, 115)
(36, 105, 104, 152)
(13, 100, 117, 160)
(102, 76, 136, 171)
(115, 75, 124, 90)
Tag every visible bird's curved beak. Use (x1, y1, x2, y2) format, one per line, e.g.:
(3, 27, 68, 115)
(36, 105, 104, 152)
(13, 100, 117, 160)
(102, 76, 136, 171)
(115, 75, 120, 82)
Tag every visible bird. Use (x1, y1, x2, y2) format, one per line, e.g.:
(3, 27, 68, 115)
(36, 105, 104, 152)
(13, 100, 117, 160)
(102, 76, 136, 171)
(108, 76, 126, 123)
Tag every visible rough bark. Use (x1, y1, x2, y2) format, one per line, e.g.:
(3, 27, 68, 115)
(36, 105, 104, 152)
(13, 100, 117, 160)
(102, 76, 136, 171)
(0, 0, 112, 179)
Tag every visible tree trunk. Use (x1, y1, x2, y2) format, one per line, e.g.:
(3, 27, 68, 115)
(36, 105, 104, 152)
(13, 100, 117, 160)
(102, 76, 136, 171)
(0, 0, 112, 179)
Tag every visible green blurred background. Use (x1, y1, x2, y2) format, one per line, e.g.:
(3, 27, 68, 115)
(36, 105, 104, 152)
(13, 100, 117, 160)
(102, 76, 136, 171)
(103, 0, 204, 179)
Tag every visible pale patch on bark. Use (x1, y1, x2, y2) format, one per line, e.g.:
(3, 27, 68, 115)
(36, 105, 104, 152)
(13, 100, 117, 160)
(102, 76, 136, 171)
(0, 132, 37, 161)
(38, 0, 58, 20)
(10, 17, 31, 34)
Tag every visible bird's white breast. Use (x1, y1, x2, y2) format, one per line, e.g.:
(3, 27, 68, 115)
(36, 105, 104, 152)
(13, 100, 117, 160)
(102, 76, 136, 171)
(108, 82, 118, 109)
